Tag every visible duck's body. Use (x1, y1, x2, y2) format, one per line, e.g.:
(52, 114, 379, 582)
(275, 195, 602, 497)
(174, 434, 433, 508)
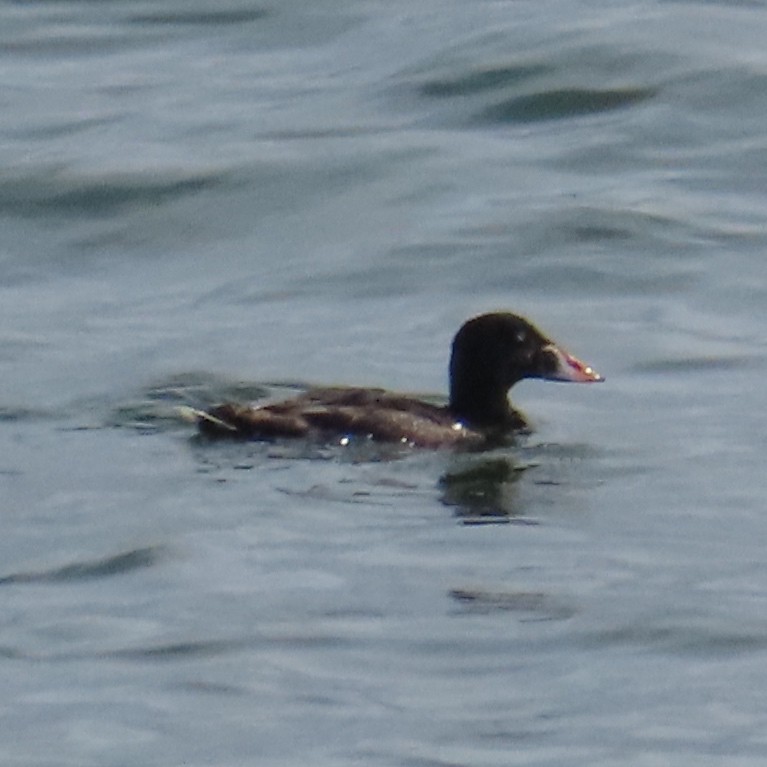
(195, 312, 603, 448)
(197, 386, 505, 448)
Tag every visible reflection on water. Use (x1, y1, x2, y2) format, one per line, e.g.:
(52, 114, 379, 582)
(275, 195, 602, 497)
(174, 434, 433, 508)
(439, 456, 536, 524)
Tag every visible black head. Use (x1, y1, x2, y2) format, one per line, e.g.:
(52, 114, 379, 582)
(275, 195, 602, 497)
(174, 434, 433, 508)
(448, 312, 602, 427)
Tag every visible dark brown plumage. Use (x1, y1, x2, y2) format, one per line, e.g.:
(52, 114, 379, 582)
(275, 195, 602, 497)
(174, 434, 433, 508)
(195, 312, 603, 448)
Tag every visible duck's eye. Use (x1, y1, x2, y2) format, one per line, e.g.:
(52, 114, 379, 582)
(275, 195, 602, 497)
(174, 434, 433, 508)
(515, 330, 527, 345)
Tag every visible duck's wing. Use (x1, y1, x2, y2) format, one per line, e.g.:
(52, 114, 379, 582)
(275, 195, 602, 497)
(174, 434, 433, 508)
(300, 403, 477, 447)
(196, 402, 310, 438)
(194, 387, 482, 446)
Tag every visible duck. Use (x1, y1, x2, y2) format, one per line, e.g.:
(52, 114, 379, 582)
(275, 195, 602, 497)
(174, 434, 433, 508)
(193, 312, 603, 448)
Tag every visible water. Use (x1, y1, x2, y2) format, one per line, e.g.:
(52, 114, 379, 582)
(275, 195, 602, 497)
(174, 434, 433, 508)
(2, 0, 767, 764)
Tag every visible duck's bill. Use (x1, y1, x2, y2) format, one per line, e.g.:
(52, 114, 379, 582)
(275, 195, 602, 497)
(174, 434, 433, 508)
(543, 344, 604, 383)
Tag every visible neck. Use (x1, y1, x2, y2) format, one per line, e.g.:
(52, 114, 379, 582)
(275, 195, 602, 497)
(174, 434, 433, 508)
(449, 382, 521, 429)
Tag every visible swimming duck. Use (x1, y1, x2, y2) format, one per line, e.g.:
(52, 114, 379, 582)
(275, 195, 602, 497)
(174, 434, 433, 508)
(194, 312, 603, 448)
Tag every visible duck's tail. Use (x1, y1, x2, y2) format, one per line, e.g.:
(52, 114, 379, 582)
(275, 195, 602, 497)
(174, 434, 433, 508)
(175, 406, 238, 434)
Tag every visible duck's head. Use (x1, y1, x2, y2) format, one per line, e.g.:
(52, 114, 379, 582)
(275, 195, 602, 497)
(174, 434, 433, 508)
(448, 312, 603, 426)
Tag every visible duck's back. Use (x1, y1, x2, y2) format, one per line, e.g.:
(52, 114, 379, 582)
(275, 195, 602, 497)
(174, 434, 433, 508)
(197, 386, 481, 448)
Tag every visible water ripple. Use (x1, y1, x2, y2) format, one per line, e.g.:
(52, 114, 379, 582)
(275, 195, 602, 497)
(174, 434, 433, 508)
(129, 8, 269, 26)
(108, 374, 276, 433)
(0, 405, 54, 423)
(0, 546, 166, 586)
(109, 638, 248, 661)
(476, 86, 656, 124)
(417, 63, 551, 98)
(0, 169, 225, 219)
(632, 355, 766, 374)
(450, 588, 575, 620)
(578, 621, 767, 657)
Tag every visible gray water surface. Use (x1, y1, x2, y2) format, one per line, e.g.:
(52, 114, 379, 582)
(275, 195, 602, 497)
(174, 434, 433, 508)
(2, 1, 767, 765)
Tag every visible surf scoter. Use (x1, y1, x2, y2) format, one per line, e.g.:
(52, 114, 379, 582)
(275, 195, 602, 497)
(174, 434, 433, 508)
(194, 312, 603, 448)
